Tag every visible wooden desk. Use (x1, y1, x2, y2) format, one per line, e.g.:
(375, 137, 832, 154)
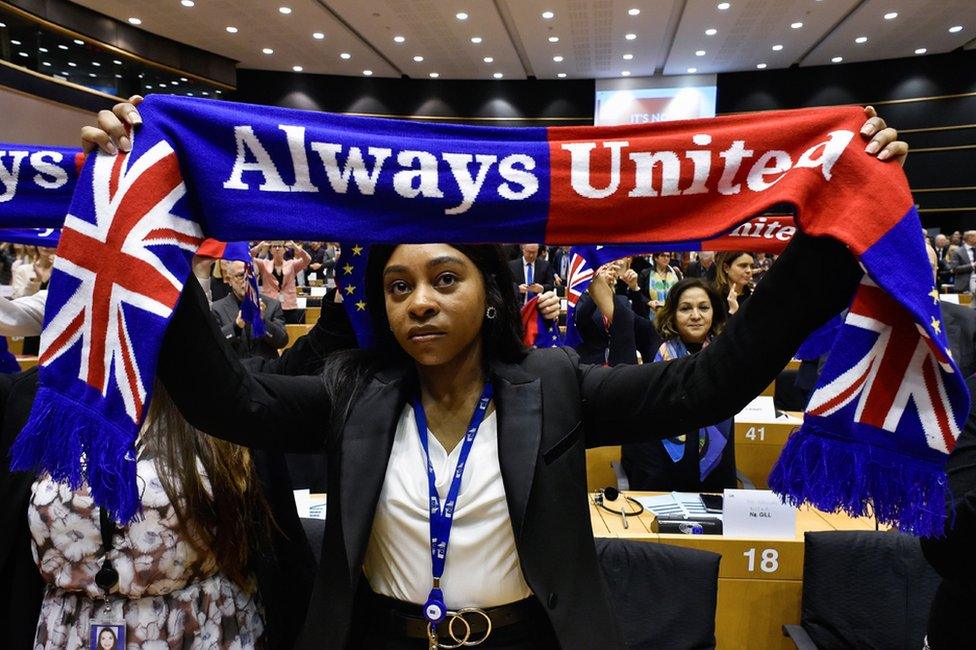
(304, 306, 321, 324)
(283, 324, 312, 350)
(16, 355, 38, 371)
(590, 492, 878, 650)
(733, 414, 802, 489)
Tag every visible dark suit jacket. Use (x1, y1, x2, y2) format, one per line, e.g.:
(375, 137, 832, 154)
(942, 300, 976, 379)
(157, 232, 861, 650)
(573, 293, 660, 366)
(509, 257, 555, 298)
(0, 309, 356, 650)
(950, 245, 975, 293)
(211, 293, 288, 360)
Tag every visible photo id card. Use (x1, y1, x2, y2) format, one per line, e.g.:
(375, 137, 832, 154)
(90, 622, 125, 650)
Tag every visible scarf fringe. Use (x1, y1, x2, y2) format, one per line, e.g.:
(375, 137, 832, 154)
(768, 424, 948, 538)
(10, 386, 140, 522)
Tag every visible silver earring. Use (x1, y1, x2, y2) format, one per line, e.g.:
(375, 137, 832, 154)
(485, 306, 497, 320)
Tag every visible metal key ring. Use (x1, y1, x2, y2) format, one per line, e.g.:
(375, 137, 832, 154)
(454, 608, 492, 647)
(430, 613, 470, 649)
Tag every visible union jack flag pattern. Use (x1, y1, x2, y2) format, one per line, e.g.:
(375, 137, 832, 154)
(11, 132, 202, 520)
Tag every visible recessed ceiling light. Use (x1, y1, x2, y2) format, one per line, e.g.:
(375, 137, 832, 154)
(89, 72, 96, 77)
(717, 2, 730, 10)
(915, 47, 927, 54)
(187, 93, 194, 97)
(553, 55, 564, 62)
(202, 91, 209, 96)
(456, 12, 468, 20)
(705, 28, 717, 36)
(855, 36, 867, 43)
(313, 32, 325, 40)
(292, 65, 303, 71)
(92, 61, 101, 66)
(493, 72, 503, 79)
(429, 72, 439, 78)
(279, 6, 292, 14)
(73, 39, 84, 45)
(38, 47, 48, 53)
(226, 26, 238, 33)
(363, 69, 373, 76)
(394, 35, 405, 43)
(181, 0, 195, 7)
(884, 12, 898, 20)
(216, 90, 222, 94)
(695, 50, 706, 56)
(790, 22, 803, 29)
(0, 22, 5, 27)
(58, 44, 68, 50)
(623, 53, 634, 60)
(483, 56, 493, 63)
(548, 36, 559, 43)
(771, 44, 783, 51)
(756, 63, 767, 69)
(113, 59, 122, 65)
(10, 39, 20, 45)
(621, 70, 631, 76)
(471, 36, 482, 44)
(263, 48, 274, 54)
(42, 61, 51, 66)
(115, 73, 121, 78)
(414, 55, 424, 62)
(541, 11, 555, 20)
(628, 8, 640, 16)
(831, 56, 843, 63)
(17, 52, 27, 58)
(128, 17, 142, 25)
(687, 67, 698, 73)
(68, 61, 77, 67)
(180, 77, 188, 81)
(340, 52, 351, 59)
(949, 25, 964, 33)
(145, 84, 153, 89)
(625, 33, 637, 40)
(557, 72, 566, 78)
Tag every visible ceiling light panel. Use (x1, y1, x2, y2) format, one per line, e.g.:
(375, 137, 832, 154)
(72, 0, 398, 77)
(505, 0, 669, 79)
(804, 0, 976, 67)
(323, 0, 525, 79)
(664, 0, 859, 75)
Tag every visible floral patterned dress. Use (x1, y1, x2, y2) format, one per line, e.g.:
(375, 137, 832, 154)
(29, 459, 264, 649)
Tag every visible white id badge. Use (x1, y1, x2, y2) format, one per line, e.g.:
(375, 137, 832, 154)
(90, 622, 125, 650)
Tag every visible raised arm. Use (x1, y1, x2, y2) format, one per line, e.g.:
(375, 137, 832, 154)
(578, 231, 862, 446)
(243, 302, 358, 375)
(157, 277, 331, 453)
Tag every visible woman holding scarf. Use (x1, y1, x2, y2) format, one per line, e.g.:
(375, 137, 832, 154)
(87, 100, 906, 649)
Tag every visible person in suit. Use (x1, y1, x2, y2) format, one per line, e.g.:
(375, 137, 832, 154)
(950, 230, 976, 295)
(93, 98, 904, 650)
(509, 243, 555, 305)
(211, 260, 289, 361)
(252, 240, 312, 324)
(684, 251, 716, 281)
(934, 234, 953, 288)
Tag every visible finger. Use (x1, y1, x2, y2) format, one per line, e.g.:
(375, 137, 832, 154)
(863, 105, 877, 120)
(865, 126, 899, 155)
(878, 140, 909, 166)
(97, 108, 132, 152)
(111, 100, 142, 128)
(860, 115, 886, 138)
(81, 125, 117, 155)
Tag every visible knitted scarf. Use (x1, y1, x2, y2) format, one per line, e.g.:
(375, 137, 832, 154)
(8, 95, 966, 536)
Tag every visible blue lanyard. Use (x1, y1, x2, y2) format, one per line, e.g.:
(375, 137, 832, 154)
(411, 382, 493, 625)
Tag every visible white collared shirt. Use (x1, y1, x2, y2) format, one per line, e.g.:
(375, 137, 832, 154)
(363, 404, 532, 608)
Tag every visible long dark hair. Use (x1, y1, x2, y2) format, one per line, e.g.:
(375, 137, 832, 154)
(655, 277, 727, 342)
(714, 250, 754, 298)
(321, 244, 527, 432)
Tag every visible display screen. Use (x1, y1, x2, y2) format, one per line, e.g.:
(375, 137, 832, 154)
(594, 82, 717, 126)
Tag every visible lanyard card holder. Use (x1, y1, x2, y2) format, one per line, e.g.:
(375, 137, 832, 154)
(90, 622, 125, 650)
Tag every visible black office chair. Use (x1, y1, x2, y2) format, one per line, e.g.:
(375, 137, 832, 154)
(596, 538, 720, 650)
(783, 530, 941, 649)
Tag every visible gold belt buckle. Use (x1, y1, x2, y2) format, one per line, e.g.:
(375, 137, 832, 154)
(427, 607, 493, 648)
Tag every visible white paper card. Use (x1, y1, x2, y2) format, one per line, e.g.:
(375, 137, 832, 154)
(736, 396, 777, 422)
(292, 489, 311, 518)
(722, 489, 796, 539)
(295, 297, 307, 309)
(310, 287, 327, 297)
(941, 294, 960, 304)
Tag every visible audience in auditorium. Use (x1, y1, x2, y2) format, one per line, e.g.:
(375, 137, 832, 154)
(927, 242, 976, 378)
(639, 252, 682, 312)
(10, 246, 54, 300)
(510, 243, 555, 305)
(684, 251, 717, 281)
(211, 260, 289, 361)
(714, 251, 755, 316)
(251, 240, 311, 324)
(949, 230, 976, 295)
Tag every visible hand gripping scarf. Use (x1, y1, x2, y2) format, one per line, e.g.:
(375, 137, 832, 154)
(9, 95, 967, 536)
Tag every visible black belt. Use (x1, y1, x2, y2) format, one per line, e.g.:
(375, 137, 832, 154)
(367, 592, 539, 645)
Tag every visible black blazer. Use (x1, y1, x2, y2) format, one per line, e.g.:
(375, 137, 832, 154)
(157, 232, 861, 650)
(0, 309, 355, 650)
(941, 300, 976, 379)
(509, 257, 555, 296)
(211, 293, 289, 360)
